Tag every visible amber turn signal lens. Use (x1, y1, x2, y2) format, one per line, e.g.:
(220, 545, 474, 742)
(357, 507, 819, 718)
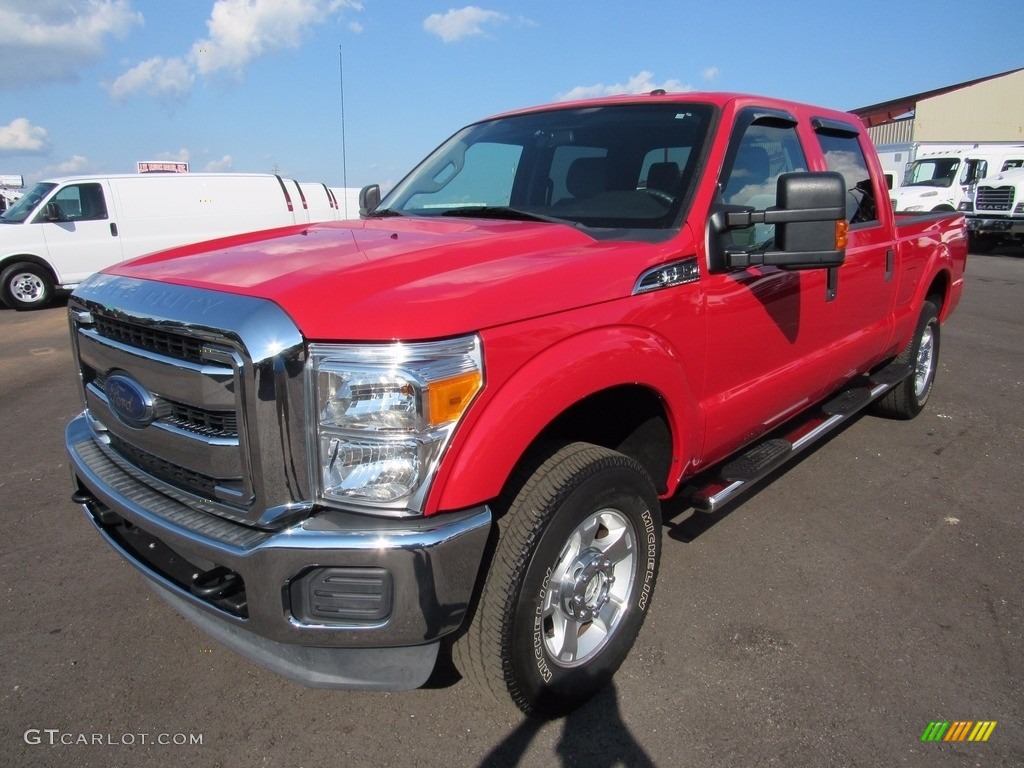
(836, 220, 849, 250)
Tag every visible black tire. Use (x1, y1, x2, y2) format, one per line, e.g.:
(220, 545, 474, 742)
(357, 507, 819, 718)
(872, 300, 940, 420)
(454, 442, 661, 717)
(0, 262, 54, 310)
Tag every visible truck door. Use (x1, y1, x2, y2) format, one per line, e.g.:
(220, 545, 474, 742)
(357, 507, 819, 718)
(38, 181, 123, 284)
(700, 111, 834, 462)
(811, 120, 897, 387)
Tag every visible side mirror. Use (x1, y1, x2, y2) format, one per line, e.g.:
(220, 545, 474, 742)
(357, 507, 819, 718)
(709, 171, 848, 272)
(44, 202, 65, 222)
(359, 184, 381, 217)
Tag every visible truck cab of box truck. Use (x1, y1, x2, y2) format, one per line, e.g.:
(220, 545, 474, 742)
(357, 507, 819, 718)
(890, 144, 1024, 212)
(961, 165, 1024, 251)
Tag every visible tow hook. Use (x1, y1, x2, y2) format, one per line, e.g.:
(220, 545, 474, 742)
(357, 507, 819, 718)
(191, 566, 242, 600)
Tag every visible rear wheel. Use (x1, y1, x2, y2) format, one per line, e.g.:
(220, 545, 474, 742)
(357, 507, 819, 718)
(872, 300, 940, 420)
(454, 442, 661, 717)
(1, 262, 54, 310)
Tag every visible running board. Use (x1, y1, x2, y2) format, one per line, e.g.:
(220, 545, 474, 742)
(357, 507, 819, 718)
(687, 361, 912, 514)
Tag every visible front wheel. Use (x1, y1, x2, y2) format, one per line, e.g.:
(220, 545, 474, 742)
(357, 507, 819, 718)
(872, 300, 940, 420)
(454, 443, 662, 717)
(1, 262, 54, 310)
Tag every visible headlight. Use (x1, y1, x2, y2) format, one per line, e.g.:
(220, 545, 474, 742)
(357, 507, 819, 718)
(309, 336, 483, 513)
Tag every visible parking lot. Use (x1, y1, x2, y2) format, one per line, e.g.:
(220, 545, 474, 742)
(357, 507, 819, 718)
(1, 252, 1022, 767)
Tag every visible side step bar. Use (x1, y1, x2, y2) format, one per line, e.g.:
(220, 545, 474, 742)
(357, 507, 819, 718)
(687, 361, 912, 513)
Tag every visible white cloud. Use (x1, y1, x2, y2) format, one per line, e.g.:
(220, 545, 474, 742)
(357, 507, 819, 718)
(204, 155, 234, 172)
(423, 6, 508, 43)
(557, 71, 692, 102)
(109, 0, 361, 102)
(0, 0, 142, 88)
(702, 67, 720, 83)
(108, 56, 194, 102)
(191, 0, 360, 77)
(0, 118, 52, 155)
(37, 155, 98, 178)
(155, 148, 192, 163)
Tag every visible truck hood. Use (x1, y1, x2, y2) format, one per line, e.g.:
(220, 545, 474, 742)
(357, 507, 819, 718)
(107, 217, 665, 340)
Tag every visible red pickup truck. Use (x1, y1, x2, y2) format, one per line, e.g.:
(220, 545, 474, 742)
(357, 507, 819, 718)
(65, 92, 966, 717)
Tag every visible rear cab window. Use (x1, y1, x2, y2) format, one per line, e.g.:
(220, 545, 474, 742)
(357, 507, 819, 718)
(812, 119, 880, 227)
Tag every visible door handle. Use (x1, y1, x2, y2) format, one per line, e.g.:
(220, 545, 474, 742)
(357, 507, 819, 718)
(110, 222, 118, 237)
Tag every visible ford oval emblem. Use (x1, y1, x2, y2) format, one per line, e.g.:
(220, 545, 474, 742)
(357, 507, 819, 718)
(105, 373, 155, 428)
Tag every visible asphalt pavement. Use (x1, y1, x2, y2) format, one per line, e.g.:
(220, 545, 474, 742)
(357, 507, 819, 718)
(1, 251, 1021, 767)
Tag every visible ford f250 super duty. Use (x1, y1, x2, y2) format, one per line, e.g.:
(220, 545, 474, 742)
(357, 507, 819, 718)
(65, 92, 967, 717)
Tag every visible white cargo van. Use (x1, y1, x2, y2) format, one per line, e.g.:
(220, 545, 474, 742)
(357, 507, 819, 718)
(298, 182, 341, 223)
(890, 144, 1024, 213)
(0, 173, 332, 309)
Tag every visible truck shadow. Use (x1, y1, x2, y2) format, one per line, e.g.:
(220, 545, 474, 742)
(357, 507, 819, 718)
(477, 682, 656, 768)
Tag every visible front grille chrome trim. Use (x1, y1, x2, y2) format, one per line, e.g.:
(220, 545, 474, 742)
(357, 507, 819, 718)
(69, 275, 312, 530)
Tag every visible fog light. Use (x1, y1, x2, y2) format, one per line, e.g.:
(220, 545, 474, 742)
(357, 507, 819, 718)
(290, 567, 393, 624)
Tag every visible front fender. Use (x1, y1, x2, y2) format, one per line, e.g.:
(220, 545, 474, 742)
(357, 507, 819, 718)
(429, 324, 702, 513)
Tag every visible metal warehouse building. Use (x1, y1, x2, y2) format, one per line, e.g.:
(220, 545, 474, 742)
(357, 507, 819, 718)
(852, 67, 1024, 145)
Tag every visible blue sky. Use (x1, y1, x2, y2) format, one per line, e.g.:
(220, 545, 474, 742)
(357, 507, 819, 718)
(3, 0, 1023, 192)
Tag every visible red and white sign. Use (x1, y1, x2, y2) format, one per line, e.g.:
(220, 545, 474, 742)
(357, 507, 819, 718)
(137, 162, 189, 174)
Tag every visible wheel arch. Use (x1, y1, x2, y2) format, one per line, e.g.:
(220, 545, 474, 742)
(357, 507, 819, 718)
(430, 326, 702, 514)
(0, 253, 59, 284)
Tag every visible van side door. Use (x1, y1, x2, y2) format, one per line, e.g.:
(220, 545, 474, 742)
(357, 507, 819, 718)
(38, 181, 123, 284)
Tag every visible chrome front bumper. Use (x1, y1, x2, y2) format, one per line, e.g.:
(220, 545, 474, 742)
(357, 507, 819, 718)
(66, 414, 492, 690)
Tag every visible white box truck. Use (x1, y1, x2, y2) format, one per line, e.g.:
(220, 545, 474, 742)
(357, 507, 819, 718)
(0, 173, 334, 310)
(962, 166, 1024, 252)
(889, 144, 1024, 213)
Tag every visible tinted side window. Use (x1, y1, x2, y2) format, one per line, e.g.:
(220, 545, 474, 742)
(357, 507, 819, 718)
(720, 121, 808, 249)
(45, 183, 109, 222)
(816, 133, 878, 225)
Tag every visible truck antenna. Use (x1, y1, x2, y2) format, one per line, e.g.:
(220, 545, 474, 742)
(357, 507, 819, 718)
(339, 46, 349, 218)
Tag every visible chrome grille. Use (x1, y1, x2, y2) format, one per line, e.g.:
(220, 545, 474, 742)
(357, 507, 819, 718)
(975, 185, 1015, 212)
(167, 403, 238, 437)
(94, 314, 206, 364)
(108, 433, 221, 499)
(68, 276, 311, 531)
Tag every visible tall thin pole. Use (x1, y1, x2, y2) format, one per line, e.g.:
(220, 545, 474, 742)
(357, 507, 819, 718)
(339, 45, 349, 218)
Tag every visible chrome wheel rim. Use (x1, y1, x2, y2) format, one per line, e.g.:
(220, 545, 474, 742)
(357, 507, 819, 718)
(541, 508, 637, 667)
(914, 325, 935, 398)
(10, 272, 45, 303)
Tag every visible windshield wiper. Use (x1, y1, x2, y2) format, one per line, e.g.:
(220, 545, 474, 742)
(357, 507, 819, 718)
(440, 206, 562, 224)
(366, 208, 405, 218)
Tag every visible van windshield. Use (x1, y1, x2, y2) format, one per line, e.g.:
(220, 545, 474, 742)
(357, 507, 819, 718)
(903, 158, 960, 188)
(0, 183, 55, 223)
(376, 103, 715, 238)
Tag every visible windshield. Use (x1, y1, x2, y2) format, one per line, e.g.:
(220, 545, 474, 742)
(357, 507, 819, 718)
(378, 103, 715, 236)
(0, 183, 55, 223)
(903, 158, 960, 188)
